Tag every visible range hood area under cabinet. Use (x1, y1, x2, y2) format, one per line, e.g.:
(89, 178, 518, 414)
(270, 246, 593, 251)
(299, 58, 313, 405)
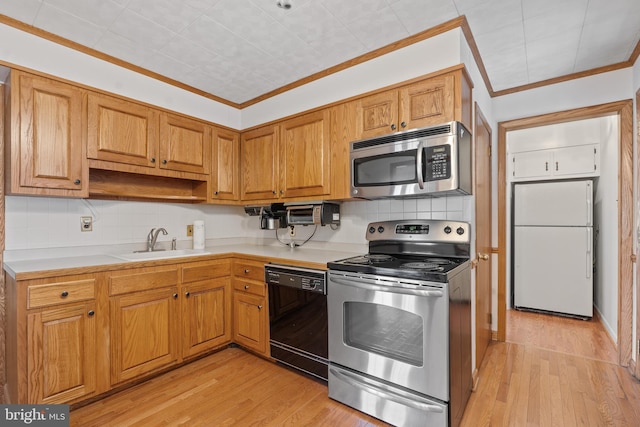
(4, 65, 472, 204)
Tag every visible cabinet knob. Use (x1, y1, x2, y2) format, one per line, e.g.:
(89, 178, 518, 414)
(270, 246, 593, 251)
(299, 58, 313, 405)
(244, 269, 250, 274)
(244, 285, 250, 290)
(151, 157, 156, 163)
(73, 179, 81, 185)
(272, 190, 277, 194)
(280, 190, 284, 194)
(60, 291, 69, 298)
(185, 291, 190, 297)
(162, 159, 168, 164)
(401, 121, 407, 128)
(214, 191, 219, 195)
(87, 310, 95, 317)
(173, 293, 178, 299)
(390, 124, 396, 130)
(257, 305, 263, 310)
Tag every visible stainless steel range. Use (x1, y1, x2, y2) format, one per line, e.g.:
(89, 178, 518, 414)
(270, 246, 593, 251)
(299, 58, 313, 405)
(327, 219, 472, 427)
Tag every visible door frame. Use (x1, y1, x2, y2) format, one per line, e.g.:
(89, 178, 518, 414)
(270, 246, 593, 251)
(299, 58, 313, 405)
(496, 100, 634, 368)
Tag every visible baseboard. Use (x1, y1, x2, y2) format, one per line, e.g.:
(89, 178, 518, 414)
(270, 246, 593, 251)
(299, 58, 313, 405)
(593, 305, 617, 347)
(472, 368, 479, 391)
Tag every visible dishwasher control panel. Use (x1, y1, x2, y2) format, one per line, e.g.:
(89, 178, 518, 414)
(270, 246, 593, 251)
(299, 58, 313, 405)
(265, 264, 327, 294)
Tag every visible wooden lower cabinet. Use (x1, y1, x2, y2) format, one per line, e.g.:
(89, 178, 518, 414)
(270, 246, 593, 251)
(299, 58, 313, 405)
(27, 301, 97, 403)
(181, 277, 232, 358)
(109, 286, 180, 385)
(232, 259, 268, 355)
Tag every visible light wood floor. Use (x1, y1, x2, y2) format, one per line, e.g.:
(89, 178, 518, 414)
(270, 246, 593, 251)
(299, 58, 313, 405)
(65, 310, 640, 426)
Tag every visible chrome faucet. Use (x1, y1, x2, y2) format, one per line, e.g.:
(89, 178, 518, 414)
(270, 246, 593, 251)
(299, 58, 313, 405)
(147, 228, 168, 251)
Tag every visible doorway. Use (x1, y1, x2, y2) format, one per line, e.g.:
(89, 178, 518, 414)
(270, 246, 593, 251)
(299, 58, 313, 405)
(496, 100, 634, 368)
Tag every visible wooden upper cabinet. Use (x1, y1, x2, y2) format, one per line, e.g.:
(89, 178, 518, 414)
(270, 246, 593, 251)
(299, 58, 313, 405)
(7, 70, 88, 197)
(87, 92, 158, 168)
(355, 89, 398, 139)
(159, 113, 211, 174)
(211, 128, 240, 201)
(355, 68, 472, 140)
(399, 74, 454, 129)
(240, 125, 279, 201)
(279, 110, 331, 198)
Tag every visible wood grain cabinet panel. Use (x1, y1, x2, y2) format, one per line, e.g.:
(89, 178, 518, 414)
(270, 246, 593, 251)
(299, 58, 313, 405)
(399, 74, 454, 129)
(87, 92, 159, 168)
(355, 89, 398, 139)
(211, 128, 240, 201)
(240, 125, 280, 201)
(181, 277, 231, 358)
(110, 287, 180, 385)
(6, 70, 88, 197)
(279, 110, 331, 198)
(27, 302, 96, 403)
(159, 112, 211, 175)
(233, 291, 267, 355)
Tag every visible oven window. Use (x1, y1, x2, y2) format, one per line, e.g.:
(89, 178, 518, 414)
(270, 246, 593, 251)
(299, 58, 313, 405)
(343, 302, 423, 366)
(353, 151, 417, 186)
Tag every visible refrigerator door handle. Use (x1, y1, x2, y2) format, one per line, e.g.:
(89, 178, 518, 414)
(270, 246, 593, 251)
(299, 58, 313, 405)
(586, 228, 592, 279)
(586, 182, 593, 226)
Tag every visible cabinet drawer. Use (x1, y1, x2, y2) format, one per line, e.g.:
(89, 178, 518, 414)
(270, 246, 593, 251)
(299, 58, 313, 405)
(182, 260, 231, 284)
(28, 279, 95, 309)
(233, 280, 266, 297)
(233, 260, 265, 282)
(109, 268, 179, 296)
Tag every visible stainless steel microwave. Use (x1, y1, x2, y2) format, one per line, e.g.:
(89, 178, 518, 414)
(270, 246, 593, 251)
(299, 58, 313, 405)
(350, 121, 471, 199)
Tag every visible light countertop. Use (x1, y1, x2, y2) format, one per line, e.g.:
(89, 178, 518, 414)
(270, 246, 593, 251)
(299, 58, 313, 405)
(3, 239, 365, 280)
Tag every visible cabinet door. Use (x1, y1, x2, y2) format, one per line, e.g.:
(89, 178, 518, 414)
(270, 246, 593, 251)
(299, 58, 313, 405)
(211, 128, 240, 201)
(16, 72, 87, 194)
(355, 89, 398, 139)
(110, 287, 179, 385)
(87, 92, 159, 168)
(233, 292, 267, 355)
(182, 277, 231, 358)
(280, 110, 331, 198)
(27, 302, 96, 403)
(159, 113, 211, 174)
(511, 150, 553, 180)
(240, 125, 279, 201)
(553, 145, 599, 177)
(399, 74, 455, 129)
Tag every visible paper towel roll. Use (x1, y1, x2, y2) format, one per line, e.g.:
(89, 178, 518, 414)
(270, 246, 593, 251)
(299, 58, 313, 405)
(193, 220, 205, 249)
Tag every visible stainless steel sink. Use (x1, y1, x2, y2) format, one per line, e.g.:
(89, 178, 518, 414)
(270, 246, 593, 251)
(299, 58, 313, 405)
(112, 249, 210, 261)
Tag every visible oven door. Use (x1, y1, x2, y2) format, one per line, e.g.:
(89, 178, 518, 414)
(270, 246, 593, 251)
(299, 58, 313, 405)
(328, 270, 449, 401)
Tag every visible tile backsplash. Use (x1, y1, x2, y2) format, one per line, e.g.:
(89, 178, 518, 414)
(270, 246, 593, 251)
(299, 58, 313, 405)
(4, 195, 473, 250)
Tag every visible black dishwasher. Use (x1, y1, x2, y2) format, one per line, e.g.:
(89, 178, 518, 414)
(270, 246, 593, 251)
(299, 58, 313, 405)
(265, 264, 328, 381)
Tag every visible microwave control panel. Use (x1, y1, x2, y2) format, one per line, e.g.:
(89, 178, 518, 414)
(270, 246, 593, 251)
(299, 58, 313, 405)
(424, 144, 451, 181)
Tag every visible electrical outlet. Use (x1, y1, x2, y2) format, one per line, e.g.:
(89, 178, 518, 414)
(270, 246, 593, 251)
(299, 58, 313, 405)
(289, 226, 295, 237)
(187, 225, 193, 236)
(81, 216, 92, 232)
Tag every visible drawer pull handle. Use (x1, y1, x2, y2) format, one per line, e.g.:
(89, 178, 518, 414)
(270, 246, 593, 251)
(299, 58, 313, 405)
(185, 292, 190, 297)
(60, 291, 69, 298)
(87, 310, 95, 317)
(244, 285, 250, 290)
(173, 293, 178, 299)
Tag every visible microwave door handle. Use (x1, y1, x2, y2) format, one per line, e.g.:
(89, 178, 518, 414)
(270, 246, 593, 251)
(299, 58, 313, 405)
(330, 276, 443, 298)
(416, 141, 425, 189)
(330, 368, 444, 413)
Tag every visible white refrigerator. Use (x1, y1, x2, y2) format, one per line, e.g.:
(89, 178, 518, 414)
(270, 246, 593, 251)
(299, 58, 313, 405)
(513, 179, 593, 317)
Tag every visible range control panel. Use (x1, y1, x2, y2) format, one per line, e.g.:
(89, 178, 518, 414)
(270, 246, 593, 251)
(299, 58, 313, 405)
(366, 219, 470, 243)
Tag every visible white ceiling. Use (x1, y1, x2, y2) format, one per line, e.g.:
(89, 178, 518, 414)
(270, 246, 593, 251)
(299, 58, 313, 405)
(0, 0, 638, 105)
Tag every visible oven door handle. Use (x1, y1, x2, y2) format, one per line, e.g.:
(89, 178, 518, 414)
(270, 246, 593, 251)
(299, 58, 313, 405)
(330, 276, 443, 298)
(416, 140, 425, 189)
(330, 368, 444, 413)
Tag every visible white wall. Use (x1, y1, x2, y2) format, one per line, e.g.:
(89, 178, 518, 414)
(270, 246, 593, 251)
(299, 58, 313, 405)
(3, 195, 472, 251)
(0, 23, 241, 129)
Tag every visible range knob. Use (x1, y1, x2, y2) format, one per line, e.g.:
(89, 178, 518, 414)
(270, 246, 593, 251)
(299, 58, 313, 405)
(456, 227, 465, 235)
(369, 226, 376, 234)
(377, 226, 385, 233)
(444, 226, 452, 234)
